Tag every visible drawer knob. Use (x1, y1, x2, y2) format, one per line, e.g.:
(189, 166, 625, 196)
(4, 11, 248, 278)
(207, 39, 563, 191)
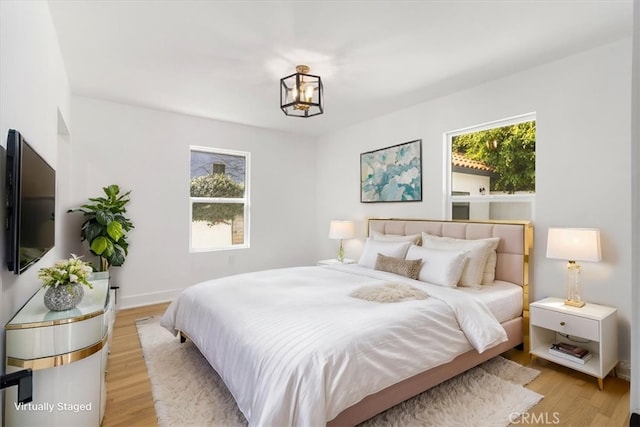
(560, 321, 565, 326)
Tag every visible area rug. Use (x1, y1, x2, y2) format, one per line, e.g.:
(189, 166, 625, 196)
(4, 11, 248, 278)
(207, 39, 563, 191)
(136, 317, 543, 427)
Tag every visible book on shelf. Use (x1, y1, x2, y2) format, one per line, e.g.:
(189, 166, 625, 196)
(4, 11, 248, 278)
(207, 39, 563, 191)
(551, 342, 589, 357)
(549, 343, 592, 364)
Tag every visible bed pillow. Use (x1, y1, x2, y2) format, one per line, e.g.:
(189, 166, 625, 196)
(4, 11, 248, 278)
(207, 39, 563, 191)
(406, 245, 468, 288)
(421, 233, 496, 288)
(371, 230, 421, 245)
(357, 239, 412, 269)
(374, 254, 423, 280)
(482, 238, 500, 285)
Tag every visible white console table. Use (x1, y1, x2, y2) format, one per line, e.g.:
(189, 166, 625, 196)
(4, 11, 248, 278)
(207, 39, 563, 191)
(4, 273, 115, 426)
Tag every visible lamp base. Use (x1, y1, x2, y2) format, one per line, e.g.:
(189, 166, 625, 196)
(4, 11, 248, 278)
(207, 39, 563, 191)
(564, 299, 586, 308)
(336, 240, 345, 263)
(565, 261, 585, 308)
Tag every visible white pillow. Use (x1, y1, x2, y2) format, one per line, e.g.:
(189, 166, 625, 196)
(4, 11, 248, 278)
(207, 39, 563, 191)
(371, 230, 421, 244)
(421, 233, 497, 288)
(482, 241, 500, 285)
(357, 239, 411, 269)
(406, 245, 468, 288)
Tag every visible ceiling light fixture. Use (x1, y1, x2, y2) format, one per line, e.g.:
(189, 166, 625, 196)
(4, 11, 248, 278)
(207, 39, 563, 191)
(280, 65, 323, 118)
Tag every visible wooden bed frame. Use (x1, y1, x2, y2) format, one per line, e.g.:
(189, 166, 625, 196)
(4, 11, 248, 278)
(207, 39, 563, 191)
(327, 218, 533, 426)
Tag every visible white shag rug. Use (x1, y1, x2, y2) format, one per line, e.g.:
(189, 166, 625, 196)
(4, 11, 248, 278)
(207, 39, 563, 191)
(136, 317, 543, 427)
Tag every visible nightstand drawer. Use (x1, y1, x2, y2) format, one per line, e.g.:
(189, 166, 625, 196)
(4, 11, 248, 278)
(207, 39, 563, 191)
(530, 306, 599, 341)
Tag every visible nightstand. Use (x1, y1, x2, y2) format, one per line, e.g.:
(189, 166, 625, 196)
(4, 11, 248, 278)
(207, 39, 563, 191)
(529, 297, 617, 390)
(317, 258, 356, 266)
(4, 275, 114, 425)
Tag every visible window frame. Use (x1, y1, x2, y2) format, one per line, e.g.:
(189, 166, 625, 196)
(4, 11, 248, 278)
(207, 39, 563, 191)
(189, 145, 251, 253)
(443, 112, 536, 221)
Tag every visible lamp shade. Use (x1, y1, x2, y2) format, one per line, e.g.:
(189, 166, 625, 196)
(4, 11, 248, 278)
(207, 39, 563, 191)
(328, 220, 355, 240)
(546, 228, 602, 262)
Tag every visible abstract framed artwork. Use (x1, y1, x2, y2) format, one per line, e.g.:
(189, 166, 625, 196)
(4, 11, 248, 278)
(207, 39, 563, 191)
(360, 139, 422, 203)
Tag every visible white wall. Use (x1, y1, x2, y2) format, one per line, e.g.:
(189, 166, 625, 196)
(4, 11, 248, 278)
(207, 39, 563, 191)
(0, 0, 71, 418)
(316, 40, 633, 362)
(630, 0, 639, 418)
(68, 97, 317, 308)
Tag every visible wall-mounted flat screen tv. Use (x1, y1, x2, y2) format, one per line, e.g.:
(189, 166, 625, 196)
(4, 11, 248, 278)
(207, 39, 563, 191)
(5, 129, 56, 274)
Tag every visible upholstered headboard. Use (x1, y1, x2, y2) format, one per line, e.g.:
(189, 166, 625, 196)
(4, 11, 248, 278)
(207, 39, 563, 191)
(367, 218, 533, 292)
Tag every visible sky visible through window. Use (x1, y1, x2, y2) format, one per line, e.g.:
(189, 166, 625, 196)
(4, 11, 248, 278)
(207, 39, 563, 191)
(190, 151, 245, 184)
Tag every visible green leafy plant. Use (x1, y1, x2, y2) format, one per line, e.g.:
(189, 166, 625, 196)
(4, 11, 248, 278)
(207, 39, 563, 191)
(69, 185, 134, 270)
(38, 254, 93, 290)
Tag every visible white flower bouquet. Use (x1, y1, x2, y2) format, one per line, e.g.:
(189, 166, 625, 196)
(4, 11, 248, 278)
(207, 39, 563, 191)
(38, 254, 94, 289)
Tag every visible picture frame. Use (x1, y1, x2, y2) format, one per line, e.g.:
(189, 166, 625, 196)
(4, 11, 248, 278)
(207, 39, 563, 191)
(360, 139, 422, 203)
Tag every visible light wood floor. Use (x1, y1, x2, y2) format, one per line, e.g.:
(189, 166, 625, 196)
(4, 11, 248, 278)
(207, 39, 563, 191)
(103, 303, 630, 427)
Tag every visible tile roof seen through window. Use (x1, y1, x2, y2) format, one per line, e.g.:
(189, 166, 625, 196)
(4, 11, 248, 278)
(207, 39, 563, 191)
(451, 152, 493, 172)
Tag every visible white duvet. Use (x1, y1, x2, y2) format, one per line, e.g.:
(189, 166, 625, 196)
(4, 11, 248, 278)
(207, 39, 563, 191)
(160, 264, 507, 427)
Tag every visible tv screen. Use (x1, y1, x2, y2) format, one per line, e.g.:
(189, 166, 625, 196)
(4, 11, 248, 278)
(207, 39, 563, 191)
(5, 129, 56, 274)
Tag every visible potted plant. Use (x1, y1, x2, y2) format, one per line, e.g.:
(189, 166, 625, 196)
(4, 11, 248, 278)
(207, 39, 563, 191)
(69, 184, 134, 271)
(38, 254, 93, 311)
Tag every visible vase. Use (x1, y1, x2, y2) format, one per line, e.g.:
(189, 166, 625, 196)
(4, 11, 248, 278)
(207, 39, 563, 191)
(43, 283, 85, 311)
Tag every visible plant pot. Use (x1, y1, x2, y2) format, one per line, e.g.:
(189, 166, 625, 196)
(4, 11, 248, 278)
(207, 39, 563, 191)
(43, 283, 85, 311)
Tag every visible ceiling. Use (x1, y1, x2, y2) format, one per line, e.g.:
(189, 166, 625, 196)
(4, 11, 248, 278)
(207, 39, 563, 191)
(48, 0, 633, 137)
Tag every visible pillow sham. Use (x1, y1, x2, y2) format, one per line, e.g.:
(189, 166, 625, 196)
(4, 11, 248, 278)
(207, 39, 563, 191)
(406, 245, 468, 288)
(374, 254, 423, 280)
(357, 239, 412, 269)
(371, 230, 421, 245)
(421, 233, 498, 288)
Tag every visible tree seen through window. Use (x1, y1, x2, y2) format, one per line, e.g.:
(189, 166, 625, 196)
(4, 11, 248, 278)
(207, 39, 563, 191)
(452, 120, 535, 194)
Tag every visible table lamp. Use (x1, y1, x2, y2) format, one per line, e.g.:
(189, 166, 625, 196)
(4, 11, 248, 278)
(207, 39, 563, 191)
(328, 220, 355, 263)
(546, 227, 602, 308)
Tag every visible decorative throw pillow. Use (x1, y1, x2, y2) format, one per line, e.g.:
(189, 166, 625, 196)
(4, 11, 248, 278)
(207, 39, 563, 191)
(371, 230, 421, 245)
(357, 239, 412, 269)
(374, 253, 423, 280)
(421, 233, 496, 288)
(350, 283, 428, 303)
(406, 245, 468, 287)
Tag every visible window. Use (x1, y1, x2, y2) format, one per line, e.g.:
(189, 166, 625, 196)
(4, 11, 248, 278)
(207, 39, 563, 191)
(189, 146, 250, 251)
(445, 113, 535, 221)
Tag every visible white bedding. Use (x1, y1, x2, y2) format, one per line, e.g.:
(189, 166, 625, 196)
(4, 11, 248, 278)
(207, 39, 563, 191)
(160, 264, 509, 427)
(457, 280, 523, 323)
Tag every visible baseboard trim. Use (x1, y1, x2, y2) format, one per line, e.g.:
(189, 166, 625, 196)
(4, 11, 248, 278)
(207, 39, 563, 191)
(118, 288, 181, 310)
(617, 360, 631, 381)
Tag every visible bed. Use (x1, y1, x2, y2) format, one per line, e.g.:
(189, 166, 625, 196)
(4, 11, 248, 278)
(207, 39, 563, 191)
(161, 218, 533, 426)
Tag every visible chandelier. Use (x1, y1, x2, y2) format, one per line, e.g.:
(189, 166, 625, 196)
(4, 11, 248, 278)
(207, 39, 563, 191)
(280, 65, 323, 117)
